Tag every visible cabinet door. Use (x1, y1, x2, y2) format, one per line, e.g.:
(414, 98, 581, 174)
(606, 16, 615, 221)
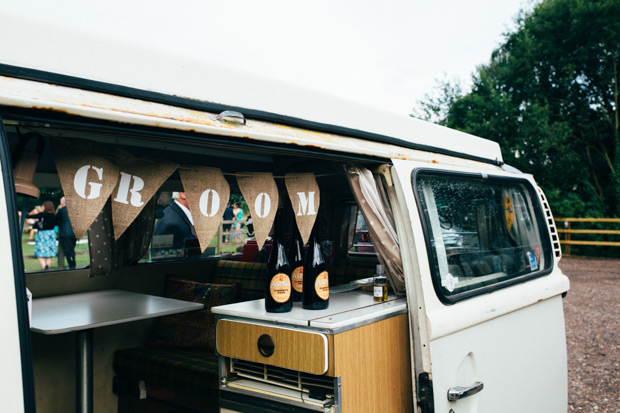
(391, 159, 569, 413)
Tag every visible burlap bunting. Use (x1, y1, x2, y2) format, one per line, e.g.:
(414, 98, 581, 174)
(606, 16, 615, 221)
(52, 138, 120, 238)
(237, 172, 278, 250)
(179, 166, 230, 253)
(111, 151, 178, 239)
(53, 139, 324, 251)
(285, 173, 320, 245)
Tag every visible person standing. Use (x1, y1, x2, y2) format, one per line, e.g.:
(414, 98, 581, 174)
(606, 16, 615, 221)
(26, 200, 56, 270)
(153, 192, 197, 250)
(55, 197, 77, 269)
(232, 202, 243, 229)
(222, 202, 234, 242)
(27, 205, 43, 240)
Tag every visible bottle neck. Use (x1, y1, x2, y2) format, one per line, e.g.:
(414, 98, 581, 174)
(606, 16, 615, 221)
(273, 210, 283, 240)
(310, 231, 323, 265)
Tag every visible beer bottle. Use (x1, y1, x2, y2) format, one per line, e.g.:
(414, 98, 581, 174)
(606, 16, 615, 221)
(265, 211, 292, 312)
(288, 224, 305, 302)
(303, 226, 329, 310)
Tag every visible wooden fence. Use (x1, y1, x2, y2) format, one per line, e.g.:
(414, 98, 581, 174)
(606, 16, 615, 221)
(555, 218, 620, 254)
(216, 219, 248, 254)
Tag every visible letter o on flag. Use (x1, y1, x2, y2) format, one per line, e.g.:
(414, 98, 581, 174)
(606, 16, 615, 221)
(255, 193, 271, 218)
(199, 189, 220, 217)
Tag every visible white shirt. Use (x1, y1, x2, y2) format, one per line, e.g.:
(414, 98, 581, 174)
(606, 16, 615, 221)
(174, 200, 194, 225)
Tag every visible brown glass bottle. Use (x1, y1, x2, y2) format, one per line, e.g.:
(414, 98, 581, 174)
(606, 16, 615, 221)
(265, 211, 292, 313)
(288, 225, 305, 302)
(302, 227, 329, 310)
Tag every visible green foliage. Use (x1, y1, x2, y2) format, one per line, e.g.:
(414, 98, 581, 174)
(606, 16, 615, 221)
(229, 194, 249, 216)
(415, 0, 620, 219)
(412, 77, 463, 125)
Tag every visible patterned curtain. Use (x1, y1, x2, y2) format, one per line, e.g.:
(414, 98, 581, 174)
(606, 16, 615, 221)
(345, 165, 406, 296)
(88, 197, 156, 276)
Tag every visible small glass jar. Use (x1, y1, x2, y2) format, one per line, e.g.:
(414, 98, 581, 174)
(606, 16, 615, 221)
(373, 264, 388, 302)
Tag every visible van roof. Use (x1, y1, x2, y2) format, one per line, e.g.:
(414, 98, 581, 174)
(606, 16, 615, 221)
(0, 5, 503, 165)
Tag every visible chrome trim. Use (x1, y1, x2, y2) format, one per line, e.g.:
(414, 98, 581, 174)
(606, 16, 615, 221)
(447, 381, 484, 401)
(220, 381, 334, 412)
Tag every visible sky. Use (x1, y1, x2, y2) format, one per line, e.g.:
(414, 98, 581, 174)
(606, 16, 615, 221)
(7, 0, 537, 116)
(173, 0, 537, 115)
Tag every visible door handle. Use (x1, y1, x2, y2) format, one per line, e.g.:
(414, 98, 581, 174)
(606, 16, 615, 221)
(447, 381, 484, 401)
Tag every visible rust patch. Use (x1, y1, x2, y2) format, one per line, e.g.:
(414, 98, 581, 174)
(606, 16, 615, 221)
(31, 105, 73, 115)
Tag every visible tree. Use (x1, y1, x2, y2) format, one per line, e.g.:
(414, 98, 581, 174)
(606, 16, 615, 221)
(415, 0, 620, 218)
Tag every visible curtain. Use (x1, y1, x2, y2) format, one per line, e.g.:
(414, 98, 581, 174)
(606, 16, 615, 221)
(88, 197, 156, 276)
(345, 165, 406, 296)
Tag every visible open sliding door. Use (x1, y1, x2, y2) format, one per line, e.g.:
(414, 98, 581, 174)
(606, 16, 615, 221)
(390, 159, 569, 413)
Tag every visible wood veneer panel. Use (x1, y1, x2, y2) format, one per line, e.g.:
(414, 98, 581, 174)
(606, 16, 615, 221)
(333, 314, 413, 412)
(217, 319, 328, 375)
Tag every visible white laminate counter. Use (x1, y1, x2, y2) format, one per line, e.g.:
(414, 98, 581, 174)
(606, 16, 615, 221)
(212, 291, 406, 333)
(31, 289, 204, 334)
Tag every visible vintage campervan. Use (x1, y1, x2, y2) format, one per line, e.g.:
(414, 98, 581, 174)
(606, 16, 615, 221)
(0, 5, 569, 413)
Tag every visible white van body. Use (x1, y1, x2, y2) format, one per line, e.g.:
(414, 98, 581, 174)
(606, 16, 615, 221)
(0, 4, 569, 413)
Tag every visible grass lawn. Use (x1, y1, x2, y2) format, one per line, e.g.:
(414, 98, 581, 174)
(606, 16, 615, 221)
(22, 227, 250, 273)
(22, 233, 90, 273)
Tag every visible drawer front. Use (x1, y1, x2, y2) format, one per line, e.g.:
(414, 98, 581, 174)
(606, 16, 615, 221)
(217, 319, 328, 375)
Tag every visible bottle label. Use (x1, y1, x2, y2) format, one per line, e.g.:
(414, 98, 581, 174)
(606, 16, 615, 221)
(374, 285, 383, 299)
(292, 266, 303, 293)
(270, 273, 292, 303)
(315, 271, 329, 300)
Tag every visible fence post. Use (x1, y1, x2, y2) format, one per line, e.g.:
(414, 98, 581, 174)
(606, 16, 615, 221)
(564, 221, 571, 255)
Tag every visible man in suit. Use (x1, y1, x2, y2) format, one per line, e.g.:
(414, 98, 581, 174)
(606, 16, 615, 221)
(153, 192, 198, 251)
(55, 196, 77, 269)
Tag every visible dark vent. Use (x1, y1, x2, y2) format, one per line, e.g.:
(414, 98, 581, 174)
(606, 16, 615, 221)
(537, 187, 562, 258)
(230, 359, 335, 394)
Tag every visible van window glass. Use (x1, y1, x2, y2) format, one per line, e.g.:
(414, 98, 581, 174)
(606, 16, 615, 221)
(348, 210, 375, 256)
(414, 171, 551, 302)
(18, 193, 91, 273)
(143, 191, 249, 262)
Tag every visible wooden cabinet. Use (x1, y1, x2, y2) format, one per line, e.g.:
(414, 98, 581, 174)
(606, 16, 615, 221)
(214, 292, 413, 412)
(217, 319, 329, 375)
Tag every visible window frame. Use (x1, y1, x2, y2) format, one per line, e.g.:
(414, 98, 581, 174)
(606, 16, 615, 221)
(412, 168, 554, 304)
(4, 109, 388, 275)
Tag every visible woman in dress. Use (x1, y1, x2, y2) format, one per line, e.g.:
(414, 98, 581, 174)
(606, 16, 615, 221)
(232, 202, 243, 229)
(26, 200, 57, 270)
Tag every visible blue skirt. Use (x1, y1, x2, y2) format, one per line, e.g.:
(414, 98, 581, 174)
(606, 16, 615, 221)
(34, 230, 57, 258)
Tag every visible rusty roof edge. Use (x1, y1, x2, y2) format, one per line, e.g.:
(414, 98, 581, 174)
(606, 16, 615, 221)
(0, 64, 503, 167)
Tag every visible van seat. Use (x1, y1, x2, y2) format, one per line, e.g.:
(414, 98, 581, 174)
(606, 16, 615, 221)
(211, 260, 266, 301)
(113, 347, 219, 395)
(113, 260, 375, 411)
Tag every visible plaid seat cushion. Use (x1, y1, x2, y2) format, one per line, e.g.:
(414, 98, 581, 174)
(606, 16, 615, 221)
(147, 277, 238, 352)
(113, 347, 219, 396)
(212, 260, 266, 301)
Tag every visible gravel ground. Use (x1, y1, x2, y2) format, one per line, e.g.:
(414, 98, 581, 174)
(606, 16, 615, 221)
(559, 256, 620, 412)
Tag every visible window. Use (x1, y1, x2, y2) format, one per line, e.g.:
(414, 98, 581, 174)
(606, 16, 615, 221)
(143, 191, 249, 262)
(414, 170, 552, 303)
(348, 210, 376, 256)
(18, 191, 91, 273)
(7, 116, 367, 275)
